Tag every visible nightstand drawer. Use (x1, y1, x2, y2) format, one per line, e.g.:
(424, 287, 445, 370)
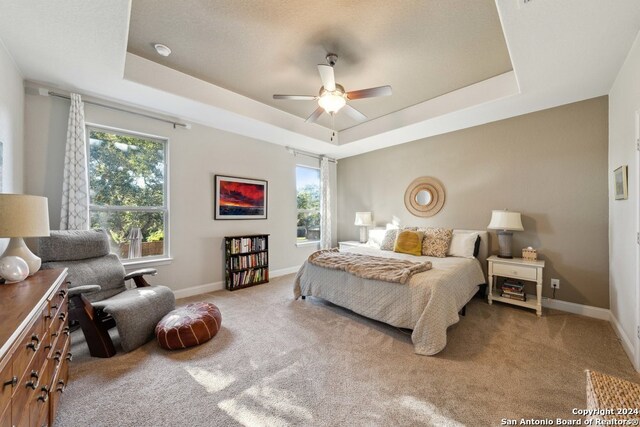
(492, 262, 537, 281)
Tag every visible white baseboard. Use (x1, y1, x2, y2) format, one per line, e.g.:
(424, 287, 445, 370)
(609, 312, 638, 371)
(173, 281, 224, 299)
(172, 265, 301, 300)
(541, 297, 610, 320)
(270, 266, 301, 277)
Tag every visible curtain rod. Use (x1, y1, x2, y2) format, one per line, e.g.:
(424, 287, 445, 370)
(44, 90, 190, 129)
(285, 146, 337, 163)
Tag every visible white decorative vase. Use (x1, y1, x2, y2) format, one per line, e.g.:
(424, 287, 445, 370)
(0, 256, 30, 283)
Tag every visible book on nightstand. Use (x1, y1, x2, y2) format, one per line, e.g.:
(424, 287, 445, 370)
(500, 280, 526, 301)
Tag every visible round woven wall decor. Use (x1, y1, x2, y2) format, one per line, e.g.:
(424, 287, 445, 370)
(404, 176, 446, 217)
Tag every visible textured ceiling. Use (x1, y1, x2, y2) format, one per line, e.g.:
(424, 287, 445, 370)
(127, 0, 512, 131)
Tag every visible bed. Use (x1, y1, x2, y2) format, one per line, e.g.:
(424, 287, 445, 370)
(294, 230, 488, 355)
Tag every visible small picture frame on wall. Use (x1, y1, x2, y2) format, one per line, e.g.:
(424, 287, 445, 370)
(214, 175, 268, 220)
(614, 165, 628, 200)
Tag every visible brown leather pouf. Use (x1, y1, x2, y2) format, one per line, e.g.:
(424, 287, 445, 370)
(155, 302, 222, 350)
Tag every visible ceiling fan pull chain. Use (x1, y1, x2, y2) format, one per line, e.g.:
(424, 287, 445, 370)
(331, 113, 336, 142)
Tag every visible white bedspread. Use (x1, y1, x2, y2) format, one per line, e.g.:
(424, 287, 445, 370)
(294, 246, 485, 355)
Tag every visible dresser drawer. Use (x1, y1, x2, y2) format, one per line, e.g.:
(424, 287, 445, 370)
(0, 403, 10, 427)
(13, 317, 44, 386)
(11, 357, 41, 427)
(492, 262, 538, 281)
(0, 359, 12, 419)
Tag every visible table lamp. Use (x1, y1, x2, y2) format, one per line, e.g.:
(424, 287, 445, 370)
(0, 194, 50, 275)
(354, 212, 373, 243)
(487, 209, 523, 258)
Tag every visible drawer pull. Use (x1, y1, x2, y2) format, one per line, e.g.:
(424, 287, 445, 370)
(66, 352, 73, 362)
(26, 371, 39, 389)
(63, 326, 70, 336)
(51, 304, 58, 310)
(31, 334, 40, 344)
(51, 331, 58, 338)
(27, 341, 40, 352)
(56, 379, 66, 393)
(53, 351, 62, 363)
(44, 344, 52, 351)
(3, 376, 17, 388)
(37, 385, 49, 402)
(59, 312, 66, 321)
(44, 314, 52, 320)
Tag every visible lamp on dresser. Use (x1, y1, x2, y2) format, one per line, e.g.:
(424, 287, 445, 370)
(354, 211, 373, 243)
(0, 194, 50, 274)
(487, 209, 523, 258)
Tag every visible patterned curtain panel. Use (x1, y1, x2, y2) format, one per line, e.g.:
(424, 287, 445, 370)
(320, 156, 332, 249)
(60, 93, 89, 230)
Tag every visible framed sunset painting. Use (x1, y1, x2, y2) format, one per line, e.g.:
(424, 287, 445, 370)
(215, 175, 268, 219)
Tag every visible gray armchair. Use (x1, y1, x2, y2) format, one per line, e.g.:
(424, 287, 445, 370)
(36, 229, 175, 357)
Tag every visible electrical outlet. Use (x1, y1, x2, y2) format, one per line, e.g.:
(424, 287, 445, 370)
(551, 279, 560, 289)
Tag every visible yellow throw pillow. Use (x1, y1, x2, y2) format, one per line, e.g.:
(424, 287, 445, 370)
(393, 230, 425, 256)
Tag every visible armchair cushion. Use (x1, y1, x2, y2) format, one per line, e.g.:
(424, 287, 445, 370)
(68, 285, 101, 297)
(41, 254, 126, 302)
(93, 285, 176, 352)
(37, 229, 111, 262)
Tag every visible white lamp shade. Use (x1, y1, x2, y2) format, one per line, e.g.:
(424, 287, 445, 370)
(487, 210, 524, 231)
(354, 212, 373, 226)
(0, 194, 50, 237)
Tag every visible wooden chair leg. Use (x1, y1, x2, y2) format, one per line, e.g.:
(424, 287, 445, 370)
(69, 294, 116, 358)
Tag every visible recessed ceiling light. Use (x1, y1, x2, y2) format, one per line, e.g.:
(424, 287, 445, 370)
(154, 43, 171, 57)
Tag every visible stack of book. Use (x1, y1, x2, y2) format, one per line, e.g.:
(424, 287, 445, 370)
(501, 280, 526, 301)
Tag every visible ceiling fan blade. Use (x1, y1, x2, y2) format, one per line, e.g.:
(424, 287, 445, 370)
(273, 94, 317, 100)
(346, 85, 392, 100)
(342, 104, 368, 122)
(305, 106, 325, 123)
(317, 64, 336, 91)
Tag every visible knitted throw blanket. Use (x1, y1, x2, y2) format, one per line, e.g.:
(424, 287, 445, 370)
(307, 249, 432, 284)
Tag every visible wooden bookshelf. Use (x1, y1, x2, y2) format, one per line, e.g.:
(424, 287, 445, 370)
(224, 234, 269, 291)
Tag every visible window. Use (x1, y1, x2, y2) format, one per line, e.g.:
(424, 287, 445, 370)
(87, 126, 168, 261)
(296, 165, 321, 243)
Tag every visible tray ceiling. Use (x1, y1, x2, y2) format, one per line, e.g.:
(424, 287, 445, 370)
(127, 0, 512, 131)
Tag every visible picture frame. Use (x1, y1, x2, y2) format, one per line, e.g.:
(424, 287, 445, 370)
(214, 175, 268, 220)
(614, 165, 628, 200)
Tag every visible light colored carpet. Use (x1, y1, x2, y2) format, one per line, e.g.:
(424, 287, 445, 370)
(55, 274, 639, 427)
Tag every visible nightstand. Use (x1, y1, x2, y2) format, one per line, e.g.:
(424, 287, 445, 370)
(338, 241, 367, 251)
(487, 255, 545, 316)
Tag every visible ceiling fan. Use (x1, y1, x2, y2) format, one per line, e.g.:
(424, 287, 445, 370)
(273, 53, 392, 124)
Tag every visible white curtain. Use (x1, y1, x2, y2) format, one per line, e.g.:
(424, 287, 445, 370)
(60, 93, 89, 230)
(320, 156, 332, 249)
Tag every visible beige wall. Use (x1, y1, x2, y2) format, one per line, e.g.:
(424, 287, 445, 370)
(24, 90, 337, 294)
(337, 96, 609, 308)
(609, 31, 640, 370)
(0, 40, 25, 253)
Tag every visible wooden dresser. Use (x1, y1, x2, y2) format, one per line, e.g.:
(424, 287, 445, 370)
(0, 269, 70, 427)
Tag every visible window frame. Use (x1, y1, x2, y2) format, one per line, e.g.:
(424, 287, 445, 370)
(85, 123, 170, 265)
(295, 164, 321, 246)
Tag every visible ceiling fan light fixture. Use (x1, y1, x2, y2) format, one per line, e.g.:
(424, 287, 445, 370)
(318, 91, 346, 113)
(154, 43, 172, 57)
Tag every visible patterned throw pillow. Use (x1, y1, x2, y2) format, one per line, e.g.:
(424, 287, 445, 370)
(422, 227, 453, 257)
(380, 229, 398, 251)
(393, 230, 424, 256)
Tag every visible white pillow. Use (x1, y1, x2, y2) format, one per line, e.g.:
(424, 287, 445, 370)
(448, 231, 479, 258)
(366, 229, 386, 248)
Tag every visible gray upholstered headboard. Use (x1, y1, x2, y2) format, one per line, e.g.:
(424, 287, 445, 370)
(455, 229, 489, 283)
